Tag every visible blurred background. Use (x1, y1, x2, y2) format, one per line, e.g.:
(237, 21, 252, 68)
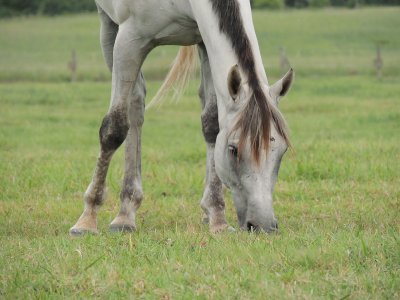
(0, 0, 399, 82)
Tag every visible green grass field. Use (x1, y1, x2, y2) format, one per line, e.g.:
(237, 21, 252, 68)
(1, 7, 399, 299)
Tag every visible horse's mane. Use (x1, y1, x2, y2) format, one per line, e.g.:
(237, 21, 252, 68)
(211, 0, 290, 162)
(148, 0, 290, 162)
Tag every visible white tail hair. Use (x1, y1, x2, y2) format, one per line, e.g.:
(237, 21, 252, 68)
(146, 46, 198, 110)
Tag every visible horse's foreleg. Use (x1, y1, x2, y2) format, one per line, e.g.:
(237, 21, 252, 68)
(70, 22, 149, 236)
(69, 99, 129, 236)
(109, 72, 146, 232)
(198, 44, 228, 233)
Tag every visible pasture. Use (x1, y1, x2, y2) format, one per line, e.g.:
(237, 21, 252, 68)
(0, 7, 399, 299)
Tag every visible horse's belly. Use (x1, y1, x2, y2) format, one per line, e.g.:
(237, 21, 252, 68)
(96, 0, 201, 46)
(153, 22, 202, 46)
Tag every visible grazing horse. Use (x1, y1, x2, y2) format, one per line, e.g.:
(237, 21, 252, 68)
(70, 0, 294, 235)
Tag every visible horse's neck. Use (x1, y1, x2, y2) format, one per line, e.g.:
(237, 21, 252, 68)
(190, 0, 268, 108)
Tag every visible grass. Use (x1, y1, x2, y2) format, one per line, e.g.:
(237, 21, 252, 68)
(0, 7, 399, 82)
(1, 7, 399, 299)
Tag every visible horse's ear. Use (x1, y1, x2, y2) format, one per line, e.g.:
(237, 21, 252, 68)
(227, 64, 242, 101)
(270, 68, 294, 103)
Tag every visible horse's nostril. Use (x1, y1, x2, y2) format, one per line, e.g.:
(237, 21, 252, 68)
(273, 221, 278, 230)
(246, 221, 277, 233)
(246, 222, 258, 232)
(267, 220, 279, 233)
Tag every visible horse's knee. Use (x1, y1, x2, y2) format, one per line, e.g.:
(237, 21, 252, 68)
(201, 102, 219, 144)
(99, 108, 129, 152)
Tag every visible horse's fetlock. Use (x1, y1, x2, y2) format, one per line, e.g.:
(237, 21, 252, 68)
(121, 185, 143, 204)
(84, 185, 106, 206)
(200, 199, 209, 214)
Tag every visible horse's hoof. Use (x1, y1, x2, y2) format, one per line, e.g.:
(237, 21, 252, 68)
(227, 226, 236, 232)
(69, 227, 98, 237)
(109, 224, 136, 233)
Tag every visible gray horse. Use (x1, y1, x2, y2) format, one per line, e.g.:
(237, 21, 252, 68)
(70, 0, 294, 236)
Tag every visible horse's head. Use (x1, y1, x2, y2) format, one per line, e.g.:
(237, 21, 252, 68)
(214, 66, 294, 233)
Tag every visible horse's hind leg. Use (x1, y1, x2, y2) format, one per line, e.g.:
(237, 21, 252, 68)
(97, 5, 118, 72)
(109, 72, 146, 232)
(70, 20, 149, 236)
(198, 43, 228, 233)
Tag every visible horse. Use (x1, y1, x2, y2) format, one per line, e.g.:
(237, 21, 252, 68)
(70, 0, 294, 236)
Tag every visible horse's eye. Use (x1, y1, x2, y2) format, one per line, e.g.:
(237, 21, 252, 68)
(228, 145, 238, 158)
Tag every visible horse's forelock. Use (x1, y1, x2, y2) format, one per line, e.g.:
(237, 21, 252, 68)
(233, 89, 291, 164)
(233, 89, 271, 164)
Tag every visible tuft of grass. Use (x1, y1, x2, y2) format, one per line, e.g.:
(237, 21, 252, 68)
(1, 76, 399, 298)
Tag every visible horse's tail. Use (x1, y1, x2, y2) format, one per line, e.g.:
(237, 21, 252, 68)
(146, 46, 197, 110)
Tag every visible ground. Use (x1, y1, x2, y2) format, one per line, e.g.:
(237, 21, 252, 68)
(0, 7, 399, 299)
